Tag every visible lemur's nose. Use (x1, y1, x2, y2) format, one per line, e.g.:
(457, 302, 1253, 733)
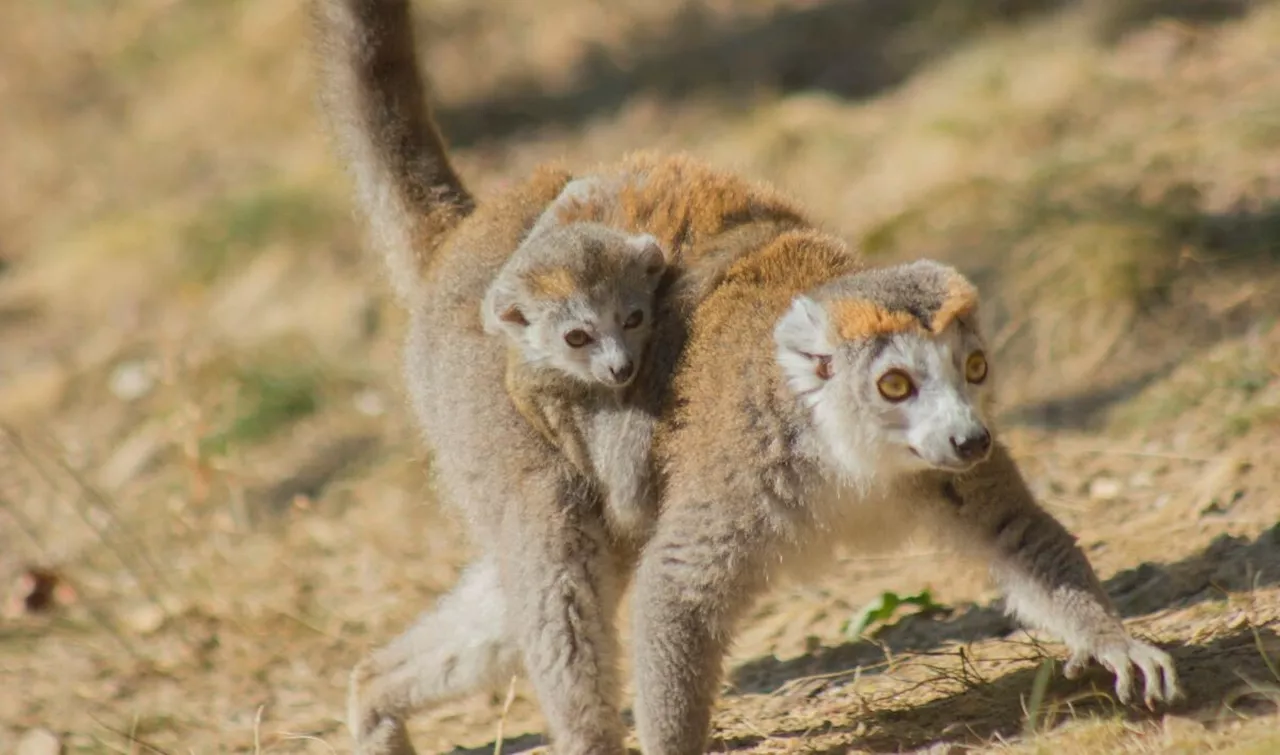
(610, 361, 635, 384)
(950, 429, 992, 461)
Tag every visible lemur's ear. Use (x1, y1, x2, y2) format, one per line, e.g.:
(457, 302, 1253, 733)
(774, 296, 836, 384)
(626, 233, 668, 279)
(481, 280, 529, 337)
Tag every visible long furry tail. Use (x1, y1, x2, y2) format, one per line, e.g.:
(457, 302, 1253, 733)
(311, 0, 474, 304)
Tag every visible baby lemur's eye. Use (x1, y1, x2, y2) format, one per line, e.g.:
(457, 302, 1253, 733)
(564, 329, 593, 348)
(623, 310, 645, 329)
(964, 351, 988, 384)
(876, 370, 915, 402)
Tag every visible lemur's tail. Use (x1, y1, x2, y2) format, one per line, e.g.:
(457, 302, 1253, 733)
(311, 0, 473, 304)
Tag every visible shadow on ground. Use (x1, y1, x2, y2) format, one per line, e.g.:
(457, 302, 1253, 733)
(449, 733, 548, 755)
(429, 0, 1252, 146)
(723, 627, 1279, 753)
(729, 521, 1280, 694)
(444, 523, 1279, 754)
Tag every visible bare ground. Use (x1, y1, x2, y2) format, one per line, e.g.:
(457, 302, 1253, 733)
(1, 1, 1278, 753)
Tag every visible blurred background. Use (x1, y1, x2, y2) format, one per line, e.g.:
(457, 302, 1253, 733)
(2, 0, 1279, 752)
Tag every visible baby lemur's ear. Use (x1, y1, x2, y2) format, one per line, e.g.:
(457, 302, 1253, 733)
(626, 233, 668, 279)
(481, 280, 530, 337)
(774, 296, 836, 382)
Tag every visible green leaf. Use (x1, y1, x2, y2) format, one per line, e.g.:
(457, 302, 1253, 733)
(842, 589, 947, 639)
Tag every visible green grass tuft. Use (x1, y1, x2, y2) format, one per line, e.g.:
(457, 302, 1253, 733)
(199, 365, 320, 456)
(181, 185, 335, 284)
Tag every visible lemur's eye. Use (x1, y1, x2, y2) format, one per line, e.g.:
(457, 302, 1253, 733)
(876, 370, 915, 402)
(564, 329, 593, 348)
(623, 310, 645, 329)
(964, 351, 988, 384)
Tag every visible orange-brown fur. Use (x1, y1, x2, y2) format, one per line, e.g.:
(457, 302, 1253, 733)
(829, 300, 922, 341)
(526, 267, 579, 299)
(933, 273, 981, 332)
(552, 152, 812, 266)
(657, 231, 862, 475)
(418, 162, 574, 293)
(822, 277, 979, 341)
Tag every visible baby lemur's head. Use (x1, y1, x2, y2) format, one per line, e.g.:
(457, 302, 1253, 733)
(774, 260, 995, 483)
(483, 222, 667, 388)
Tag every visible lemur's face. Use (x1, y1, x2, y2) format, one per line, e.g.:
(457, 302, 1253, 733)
(483, 226, 666, 389)
(774, 261, 995, 486)
(849, 325, 994, 472)
(530, 290, 654, 387)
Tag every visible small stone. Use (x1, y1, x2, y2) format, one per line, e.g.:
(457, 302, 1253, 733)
(17, 728, 61, 755)
(109, 360, 155, 402)
(353, 388, 386, 417)
(1088, 477, 1123, 501)
(120, 602, 166, 635)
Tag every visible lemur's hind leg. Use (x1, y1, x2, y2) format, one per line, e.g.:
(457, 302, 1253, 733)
(348, 556, 520, 755)
(499, 480, 630, 755)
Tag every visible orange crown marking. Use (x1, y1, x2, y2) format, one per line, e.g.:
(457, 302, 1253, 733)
(829, 300, 920, 341)
(526, 267, 577, 299)
(829, 274, 980, 341)
(931, 274, 979, 333)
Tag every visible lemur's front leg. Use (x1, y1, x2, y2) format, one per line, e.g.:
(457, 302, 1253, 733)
(925, 442, 1180, 706)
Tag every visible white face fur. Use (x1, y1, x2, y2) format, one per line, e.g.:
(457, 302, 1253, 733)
(509, 293, 654, 387)
(774, 295, 995, 488)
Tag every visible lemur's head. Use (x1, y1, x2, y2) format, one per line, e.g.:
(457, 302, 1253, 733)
(483, 223, 667, 388)
(773, 260, 995, 484)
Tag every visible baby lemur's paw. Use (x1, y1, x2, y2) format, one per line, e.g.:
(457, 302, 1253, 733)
(1065, 633, 1181, 708)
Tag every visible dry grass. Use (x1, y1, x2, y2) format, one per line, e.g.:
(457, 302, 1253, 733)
(1, 0, 1278, 753)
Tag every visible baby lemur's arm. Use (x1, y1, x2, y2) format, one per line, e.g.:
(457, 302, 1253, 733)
(925, 442, 1179, 706)
(503, 352, 595, 475)
(506, 353, 659, 539)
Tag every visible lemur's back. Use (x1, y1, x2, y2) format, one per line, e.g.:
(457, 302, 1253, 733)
(402, 166, 577, 537)
(551, 152, 811, 266)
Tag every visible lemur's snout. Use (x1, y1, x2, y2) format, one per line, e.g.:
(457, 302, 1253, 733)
(610, 361, 635, 384)
(950, 428, 991, 462)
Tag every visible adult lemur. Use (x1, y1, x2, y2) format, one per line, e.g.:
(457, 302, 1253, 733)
(311, 2, 1180, 753)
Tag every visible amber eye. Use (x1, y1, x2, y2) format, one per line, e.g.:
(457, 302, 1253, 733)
(623, 310, 645, 329)
(876, 370, 915, 402)
(564, 329, 593, 348)
(965, 351, 988, 384)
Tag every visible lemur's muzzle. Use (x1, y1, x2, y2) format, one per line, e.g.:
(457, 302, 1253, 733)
(950, 428, 991, 462)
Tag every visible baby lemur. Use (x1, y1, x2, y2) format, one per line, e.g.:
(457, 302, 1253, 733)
(312, 2, 1181, 754)
(483, 193, 668, 539)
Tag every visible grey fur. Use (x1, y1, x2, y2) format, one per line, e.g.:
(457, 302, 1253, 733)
(309, 0, 472, 306)
(311, 3, 1179, 753)
(313, 1, 634, 752)
(487, 201, 668, 540)
(483, 218, 664, 390)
